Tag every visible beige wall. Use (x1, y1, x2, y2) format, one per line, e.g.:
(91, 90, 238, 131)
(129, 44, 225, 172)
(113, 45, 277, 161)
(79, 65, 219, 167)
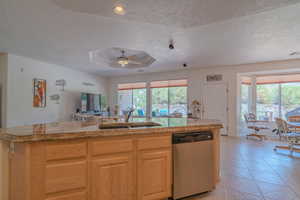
(108, 59, 300, 137)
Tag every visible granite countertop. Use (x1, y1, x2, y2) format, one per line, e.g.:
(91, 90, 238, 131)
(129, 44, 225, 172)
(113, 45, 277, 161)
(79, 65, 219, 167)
(0, 118, 223, 143)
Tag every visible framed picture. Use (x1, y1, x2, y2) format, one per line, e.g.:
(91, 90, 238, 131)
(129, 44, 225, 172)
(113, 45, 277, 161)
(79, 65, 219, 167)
(33, 79, 46, 108)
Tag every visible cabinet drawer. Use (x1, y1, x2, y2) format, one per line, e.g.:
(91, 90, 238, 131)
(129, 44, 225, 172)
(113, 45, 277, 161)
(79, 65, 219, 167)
(137, 136, 171, 150)
(46, 161, 87, 194)
(91, 139, 133, 156)
(46, 142, 87, 161)
(47, 192, 87, 200)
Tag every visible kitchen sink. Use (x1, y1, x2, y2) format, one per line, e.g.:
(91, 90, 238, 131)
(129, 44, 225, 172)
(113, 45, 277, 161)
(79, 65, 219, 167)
(99, 122, 161, 129)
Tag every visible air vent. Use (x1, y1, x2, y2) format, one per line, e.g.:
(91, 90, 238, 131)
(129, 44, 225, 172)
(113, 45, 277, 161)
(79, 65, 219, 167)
(206, 74, 223, 82)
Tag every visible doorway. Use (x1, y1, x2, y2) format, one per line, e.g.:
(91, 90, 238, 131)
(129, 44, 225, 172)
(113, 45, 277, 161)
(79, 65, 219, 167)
(202, 83, 228, 135)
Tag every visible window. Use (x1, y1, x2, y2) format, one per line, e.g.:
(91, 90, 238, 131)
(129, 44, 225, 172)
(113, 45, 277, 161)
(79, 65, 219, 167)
(281, 82, 300, 119)
(118, 82, 147, 117)
(255, 74, 300, 120)
(151, 80, 188, 117)
(256, 84, 280, 121)
(240, 77, 251, 121)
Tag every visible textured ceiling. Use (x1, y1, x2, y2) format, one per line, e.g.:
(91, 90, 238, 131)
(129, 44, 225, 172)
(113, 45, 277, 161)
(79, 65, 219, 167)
(54, 0, 300, 28)
(0, 0, 300, 76)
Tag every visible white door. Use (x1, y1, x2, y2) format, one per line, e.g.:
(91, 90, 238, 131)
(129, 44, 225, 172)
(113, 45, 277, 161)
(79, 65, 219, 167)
(203, 83, 228, 135)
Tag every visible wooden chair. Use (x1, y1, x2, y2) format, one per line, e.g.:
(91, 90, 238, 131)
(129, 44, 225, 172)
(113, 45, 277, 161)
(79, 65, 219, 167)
(244, 113, 268, 140)
(274, 118, 300, 155)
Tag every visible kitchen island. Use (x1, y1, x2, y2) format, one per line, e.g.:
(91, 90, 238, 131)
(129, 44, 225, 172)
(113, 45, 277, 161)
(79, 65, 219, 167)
(0, 118, 223, 200)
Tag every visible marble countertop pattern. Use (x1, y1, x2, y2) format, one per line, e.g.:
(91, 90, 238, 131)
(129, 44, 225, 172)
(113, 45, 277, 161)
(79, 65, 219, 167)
(0, 119, 223, 143)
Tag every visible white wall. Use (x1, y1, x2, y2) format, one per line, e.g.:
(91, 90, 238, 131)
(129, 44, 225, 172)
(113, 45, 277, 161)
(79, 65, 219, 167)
(0, 54, 108, 200)
(5, 54, 108, 128)
(108, 59, 300, 137)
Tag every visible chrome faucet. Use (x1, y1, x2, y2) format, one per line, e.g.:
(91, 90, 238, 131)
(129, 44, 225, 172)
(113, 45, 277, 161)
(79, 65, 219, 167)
(124, 108, 135, 122)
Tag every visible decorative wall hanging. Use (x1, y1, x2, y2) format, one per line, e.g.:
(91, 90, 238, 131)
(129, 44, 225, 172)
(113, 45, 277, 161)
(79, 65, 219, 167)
(33, 79, 46, 108)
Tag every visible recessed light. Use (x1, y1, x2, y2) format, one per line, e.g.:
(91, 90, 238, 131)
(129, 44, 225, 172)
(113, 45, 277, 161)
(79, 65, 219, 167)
(113, 3, 126, 15)
(290, 52, 300, 56)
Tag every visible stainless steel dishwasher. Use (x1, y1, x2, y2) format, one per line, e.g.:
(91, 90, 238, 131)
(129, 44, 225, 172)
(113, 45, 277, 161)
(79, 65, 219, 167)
(172, 131, 214, 199)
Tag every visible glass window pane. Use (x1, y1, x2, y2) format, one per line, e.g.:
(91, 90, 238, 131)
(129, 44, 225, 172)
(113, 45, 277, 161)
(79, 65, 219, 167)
(256, 84, 279, 121)
(241, 84, 250, 121)
(151, 88, 169, 117)
(132, 89, 147, 117)
(169, 87, 187, 116)
(118, 90, 132, 115)
(281, 82, 300, 120)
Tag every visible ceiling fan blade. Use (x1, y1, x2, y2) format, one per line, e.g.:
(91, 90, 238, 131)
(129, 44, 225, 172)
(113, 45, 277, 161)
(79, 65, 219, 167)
(128, 59, 142, 65)
(127, 55, 144, 64)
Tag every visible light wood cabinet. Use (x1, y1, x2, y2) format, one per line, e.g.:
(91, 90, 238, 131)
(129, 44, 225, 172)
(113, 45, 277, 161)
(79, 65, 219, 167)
(45, 141, 87, 161)
(9, 135, 172, 200)
(8, 128, 222, 200)
(47, 192, 87, 200)
(45, 161, 87, 194)
(137, 149, 171, 200)
(90, 154, 134, 200)
(9, 130, 222, 200)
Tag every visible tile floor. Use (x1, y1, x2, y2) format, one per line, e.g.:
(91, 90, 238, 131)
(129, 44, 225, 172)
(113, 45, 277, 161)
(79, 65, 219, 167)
(189, 137, 300, 200)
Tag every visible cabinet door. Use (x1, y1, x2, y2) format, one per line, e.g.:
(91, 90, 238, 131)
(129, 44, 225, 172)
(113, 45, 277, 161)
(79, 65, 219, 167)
(137, 149, 171, 200)
(91, 154, 134, 200)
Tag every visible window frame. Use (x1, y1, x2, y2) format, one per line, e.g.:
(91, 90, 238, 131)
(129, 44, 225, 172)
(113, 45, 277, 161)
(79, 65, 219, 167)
(150, 80, 188, 117)
(117, 79, 188, 118)
(242, 74, 300, 121)
(118, 82, 147, 117)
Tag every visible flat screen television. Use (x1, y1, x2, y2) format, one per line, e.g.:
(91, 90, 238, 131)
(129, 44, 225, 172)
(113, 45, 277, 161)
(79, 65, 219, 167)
(81, 93, 101, 113)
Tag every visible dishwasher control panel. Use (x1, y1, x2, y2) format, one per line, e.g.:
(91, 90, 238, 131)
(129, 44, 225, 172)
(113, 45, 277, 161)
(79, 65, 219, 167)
(173, 131, 213, 144)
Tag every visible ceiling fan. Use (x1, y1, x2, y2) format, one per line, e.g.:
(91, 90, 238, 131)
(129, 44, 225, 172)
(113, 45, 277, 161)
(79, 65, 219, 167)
(116, 50, 142, 67)
(89, 47, 156, 69)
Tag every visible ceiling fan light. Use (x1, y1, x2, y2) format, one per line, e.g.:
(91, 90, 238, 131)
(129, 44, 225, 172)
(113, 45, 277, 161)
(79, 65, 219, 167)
(118, 58, 129, 67)
(113, 3, 126, 15)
